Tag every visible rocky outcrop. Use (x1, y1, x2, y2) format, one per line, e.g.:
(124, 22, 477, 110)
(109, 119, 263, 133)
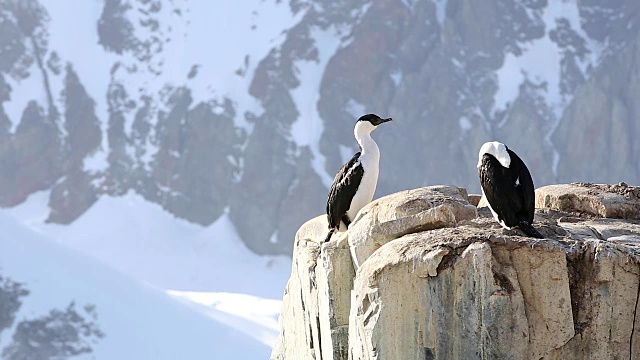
(346, 186, 477, 268)
(271, 183, 640, 360)
(536, 182, 640, 220)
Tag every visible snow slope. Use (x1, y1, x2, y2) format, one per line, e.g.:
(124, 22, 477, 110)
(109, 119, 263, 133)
(4, 190, 291, 299)
(1, 190, 292, 356)
(0, 213, 274, 359)
(168, 290, 282, 347)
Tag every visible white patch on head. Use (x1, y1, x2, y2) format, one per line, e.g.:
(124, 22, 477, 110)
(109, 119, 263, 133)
(478, 141, 511, 169)
(515, 176, 520, 185)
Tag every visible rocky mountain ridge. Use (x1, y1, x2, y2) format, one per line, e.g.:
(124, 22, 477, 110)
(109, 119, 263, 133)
(1, 0, 639, 255)
(271, 182, 640, 359)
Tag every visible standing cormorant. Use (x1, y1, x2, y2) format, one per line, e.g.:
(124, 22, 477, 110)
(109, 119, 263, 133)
(324, 114, 392, 242)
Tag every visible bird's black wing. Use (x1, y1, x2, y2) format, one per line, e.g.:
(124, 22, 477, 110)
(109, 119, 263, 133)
(507, 149, 536, 224)
(479, 154, 520, 227)
(326, 152, 363, 230)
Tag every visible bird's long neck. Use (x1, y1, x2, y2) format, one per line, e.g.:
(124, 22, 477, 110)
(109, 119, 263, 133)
(354, 123, 380, 160)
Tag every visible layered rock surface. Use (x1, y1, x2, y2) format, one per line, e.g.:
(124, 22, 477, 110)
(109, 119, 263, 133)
(271, 184, 640, 360)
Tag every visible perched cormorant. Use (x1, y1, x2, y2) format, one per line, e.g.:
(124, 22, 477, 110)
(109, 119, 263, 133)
(324, 114, 392, 242)
(477, 141, 543, 238)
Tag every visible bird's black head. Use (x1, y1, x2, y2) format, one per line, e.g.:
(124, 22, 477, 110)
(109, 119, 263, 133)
(357, 113, 392, 126)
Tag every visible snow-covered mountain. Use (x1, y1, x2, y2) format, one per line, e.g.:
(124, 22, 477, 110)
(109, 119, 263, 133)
(2, 0, 639, 256)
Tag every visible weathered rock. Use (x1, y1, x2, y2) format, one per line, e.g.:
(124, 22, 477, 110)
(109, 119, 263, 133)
(468, 193, 482, 207)
(272, 184, 640, 360)
(273, 186, 476, 360)
(536, 182, 640, 219)
(349, 223, 573, 360)
(545, 240, 640, 359)
(348, 224, 640, 360)
(318, 232, 354, 360)
(348, 185, 477, 268)
(270, 216, 323, 360)
(270, 215, 357, 360)
(558, 217, 640, 242)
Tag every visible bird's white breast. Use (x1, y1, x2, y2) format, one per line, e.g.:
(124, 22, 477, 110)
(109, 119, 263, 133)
(346, 143, 380, 223)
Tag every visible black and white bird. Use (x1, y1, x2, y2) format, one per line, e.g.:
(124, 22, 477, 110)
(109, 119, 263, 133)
(324, 114, 392, 242)
(477, 141, 544, 238)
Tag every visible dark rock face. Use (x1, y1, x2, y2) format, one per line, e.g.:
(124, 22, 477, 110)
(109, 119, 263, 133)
(146, 91, 242, 225)
(0, 102, 62, 207)
(0, 274, 103, 360)
(0, 0, 639, 255)
(47, 65, 103, 224)
(97, 0, 137, 55)
(0, 0, 64, 207)
(554, 28, 640, 183)
(0, 275, 28, 335)
(2, 303, 103, 360)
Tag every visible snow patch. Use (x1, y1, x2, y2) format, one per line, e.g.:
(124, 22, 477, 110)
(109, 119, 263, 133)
(168, 291, 282, 347)
(83, 148, 109, 174)
(493, 0, 604, 119)
(554, 0, 604, 74)
(289, 25, 345, 188)
(390, 70, 403, 87)
(269, 230, 279, 244)
(401, 0, 418, 13)
(163, 0, 305, 133)
(434, 0, 448, 26)
(458, 116, 472, 131)
(493, 35, 562, 116)
(2, 61, 47, 133)
(345, 98, 367, 119)
(140, 138, 160, 172)
(341, 2, 373, 47)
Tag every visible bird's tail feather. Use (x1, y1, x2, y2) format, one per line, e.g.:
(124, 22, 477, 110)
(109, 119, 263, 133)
(518, 221, 544, 239)
(324, 228, 335, 243)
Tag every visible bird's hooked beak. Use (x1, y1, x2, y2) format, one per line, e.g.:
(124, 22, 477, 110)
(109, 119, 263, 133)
(373, 117, 392, 126)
